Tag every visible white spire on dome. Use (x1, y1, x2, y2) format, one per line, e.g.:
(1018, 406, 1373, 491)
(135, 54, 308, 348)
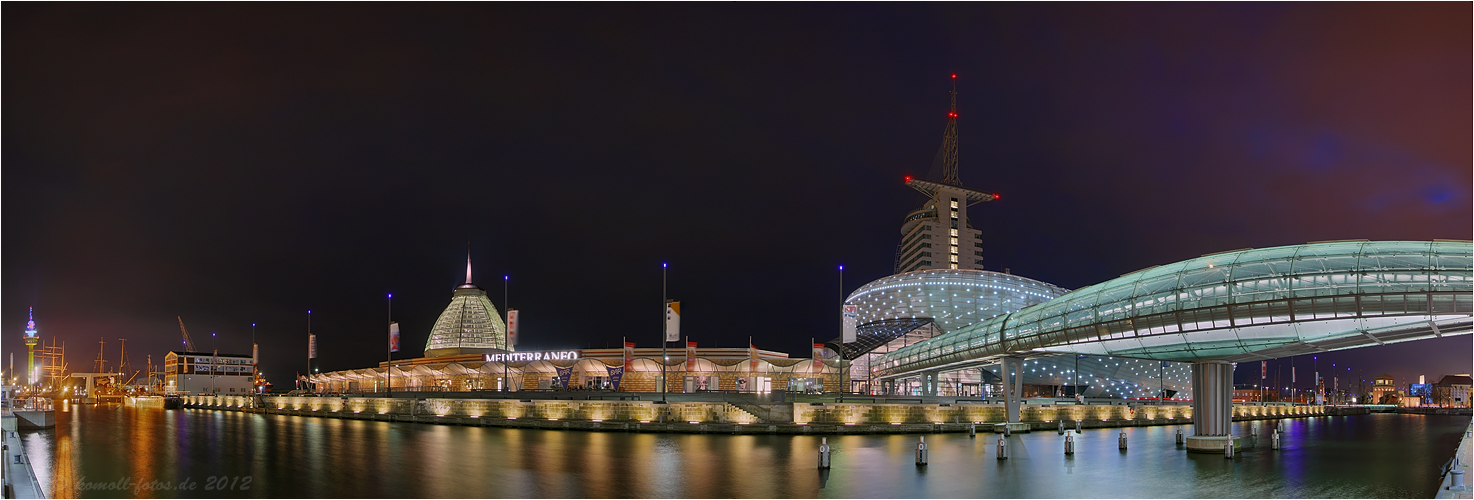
(466, 251, 473, 284)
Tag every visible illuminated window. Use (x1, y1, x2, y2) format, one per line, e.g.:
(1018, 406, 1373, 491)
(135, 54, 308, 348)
(950, 255, 959, 263)
(950, 200, 958, 209)
(950, 263, 958, 269)
(951, 246, 959, 254)
(950, 229, 958, 237)
(950, 210, 958, 219)
(950, 238, 958, 245)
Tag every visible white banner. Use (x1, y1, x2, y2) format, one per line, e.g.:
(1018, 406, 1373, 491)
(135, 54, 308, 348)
(507, 310, 520, 347)
(842, 304, 859, 343)
(389, 322, 401, 353)
(665, 302, 681, 342)
(309, 333, 317, 359)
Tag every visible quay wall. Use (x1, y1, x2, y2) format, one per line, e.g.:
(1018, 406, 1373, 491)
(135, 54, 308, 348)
(182, 395, 1332, 433)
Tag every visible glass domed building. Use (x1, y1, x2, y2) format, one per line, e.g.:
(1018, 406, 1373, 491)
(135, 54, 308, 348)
(840, 268, 1070, 392)
(847, 269, 1070, 333)
(423, 258, 509, 357)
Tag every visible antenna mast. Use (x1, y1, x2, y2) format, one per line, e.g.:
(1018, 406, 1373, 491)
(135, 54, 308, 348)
(939, 73, 960, 185)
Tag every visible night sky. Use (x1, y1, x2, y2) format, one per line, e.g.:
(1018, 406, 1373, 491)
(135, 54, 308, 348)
(5, 4, 1469, 391)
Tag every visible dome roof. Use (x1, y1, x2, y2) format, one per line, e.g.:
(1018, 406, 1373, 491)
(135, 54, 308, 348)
(846, 269, 1070, 333)
(423, 285, 508, 357)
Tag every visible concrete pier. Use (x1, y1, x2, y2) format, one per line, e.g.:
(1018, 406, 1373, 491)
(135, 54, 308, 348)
(1186, 360, 1235, 453)
(12, 410, 55, 430)
(1436, 421, 1474, 499)
(1, 416, 47, 499)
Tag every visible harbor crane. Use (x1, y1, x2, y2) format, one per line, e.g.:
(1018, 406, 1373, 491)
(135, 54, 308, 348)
(178, 316, 197, 352)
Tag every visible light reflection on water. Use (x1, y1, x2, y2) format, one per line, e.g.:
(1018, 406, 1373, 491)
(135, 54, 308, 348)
(17, 405, 1468, 498)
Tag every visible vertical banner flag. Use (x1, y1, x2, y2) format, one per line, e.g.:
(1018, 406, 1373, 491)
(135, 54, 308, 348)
(506, 310, 520, 347)
(606, 365, 625, 391)
(389, 322, 401, 353)
(623, 342, 635, 371)
(252, 344, 259, 366)
(1261, 361, 1266, 380)
(813, 343, 824, 373)
(749, 342, 759, 372)
(665, 302, 681, 342)
(1292, 366, 1296, 383)
(309, 334, 317, 359)
(686, 342, 697, 372)
(842, 305, 858, 343)
(555, 365, 574, 390)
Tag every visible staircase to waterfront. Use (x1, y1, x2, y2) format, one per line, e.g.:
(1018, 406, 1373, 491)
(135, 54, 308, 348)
(727, 402, 791, 424)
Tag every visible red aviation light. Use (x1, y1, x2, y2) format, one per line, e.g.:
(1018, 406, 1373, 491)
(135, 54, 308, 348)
(993, 193, 1001, 200)
(951, 73, 956, 79)
(904, 175, 912, 182)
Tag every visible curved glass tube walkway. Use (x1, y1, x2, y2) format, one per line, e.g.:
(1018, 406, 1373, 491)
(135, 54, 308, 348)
(876, 240, 1473, 379)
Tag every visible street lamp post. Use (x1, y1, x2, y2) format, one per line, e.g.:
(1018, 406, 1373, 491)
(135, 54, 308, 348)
(307, 310, 312, 393)
(387, 293, 393, 398)
(661, 263, 668, 403)
(838, 264, 846, 395)
(504, 275, 509, 393)
(251, 323, 257, 401)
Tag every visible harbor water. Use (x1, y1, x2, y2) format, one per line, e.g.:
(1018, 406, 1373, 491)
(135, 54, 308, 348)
(17, 402, 1470, 498)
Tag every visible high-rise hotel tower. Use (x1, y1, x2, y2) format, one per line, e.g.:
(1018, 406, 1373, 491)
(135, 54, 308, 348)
(895, 78, 999, 273)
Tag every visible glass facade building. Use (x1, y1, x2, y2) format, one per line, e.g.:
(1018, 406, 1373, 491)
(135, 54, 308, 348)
(847, 269, 1070, 334)
(878, 241, 1473, 378)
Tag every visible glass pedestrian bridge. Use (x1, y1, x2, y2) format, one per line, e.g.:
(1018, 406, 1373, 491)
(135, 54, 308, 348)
(875, 240, 1473, 379)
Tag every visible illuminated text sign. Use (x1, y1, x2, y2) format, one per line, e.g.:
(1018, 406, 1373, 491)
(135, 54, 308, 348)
(486, 350, 580, 363)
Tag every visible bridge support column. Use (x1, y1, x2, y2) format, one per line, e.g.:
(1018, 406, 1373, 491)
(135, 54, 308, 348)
(1000, 357, 1024, 423)
(920, 371, 941, 396)
(1186, 360, 1240, 453)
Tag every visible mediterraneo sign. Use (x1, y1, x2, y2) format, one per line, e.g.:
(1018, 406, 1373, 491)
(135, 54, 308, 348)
(485, 350, 580, 363)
